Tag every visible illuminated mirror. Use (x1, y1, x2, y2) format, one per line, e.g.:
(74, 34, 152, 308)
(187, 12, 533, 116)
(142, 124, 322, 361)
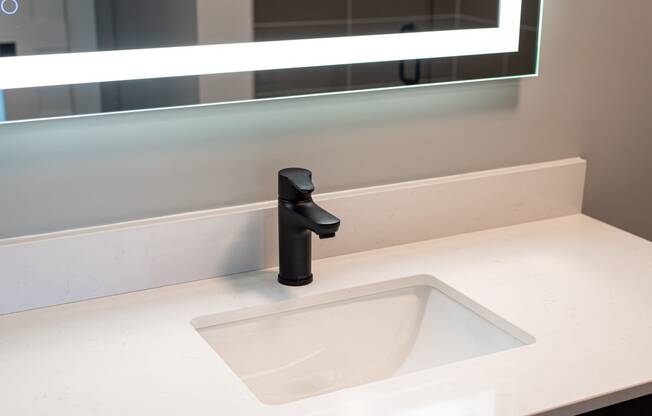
(0, 0, 542, 123)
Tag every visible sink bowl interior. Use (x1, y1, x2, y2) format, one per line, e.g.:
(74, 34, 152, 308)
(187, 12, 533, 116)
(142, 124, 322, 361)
(192, 275, 534, 405)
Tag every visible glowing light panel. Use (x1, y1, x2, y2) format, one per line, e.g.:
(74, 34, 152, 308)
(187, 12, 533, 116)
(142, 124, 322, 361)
(0, 0, 522, 89)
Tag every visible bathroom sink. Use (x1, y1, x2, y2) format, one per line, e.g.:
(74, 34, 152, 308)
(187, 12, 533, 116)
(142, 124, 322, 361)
(192, 275, 534, 405)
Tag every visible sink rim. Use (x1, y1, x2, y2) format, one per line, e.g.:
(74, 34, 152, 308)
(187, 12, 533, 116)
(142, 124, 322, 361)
(191, 274, 536, 347)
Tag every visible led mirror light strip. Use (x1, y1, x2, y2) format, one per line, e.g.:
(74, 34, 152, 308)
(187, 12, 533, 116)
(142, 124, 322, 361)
(0, 0, 521, 89)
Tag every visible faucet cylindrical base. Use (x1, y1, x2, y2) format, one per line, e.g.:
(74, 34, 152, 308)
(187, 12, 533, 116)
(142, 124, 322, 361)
(278, 274, 313, 286)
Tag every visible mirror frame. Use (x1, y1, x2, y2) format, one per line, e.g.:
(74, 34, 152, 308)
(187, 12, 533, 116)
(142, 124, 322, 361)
(0, 0, 543, 123)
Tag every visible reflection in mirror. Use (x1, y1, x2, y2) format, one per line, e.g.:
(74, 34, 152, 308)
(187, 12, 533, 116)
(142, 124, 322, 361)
(0, 0, 541, 123)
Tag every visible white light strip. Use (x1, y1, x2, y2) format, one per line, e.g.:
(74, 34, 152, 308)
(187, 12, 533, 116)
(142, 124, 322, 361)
(0, 0, 521, 89)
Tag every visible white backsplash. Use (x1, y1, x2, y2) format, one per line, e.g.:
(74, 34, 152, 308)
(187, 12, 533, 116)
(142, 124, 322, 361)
(0, 158, 585, 314)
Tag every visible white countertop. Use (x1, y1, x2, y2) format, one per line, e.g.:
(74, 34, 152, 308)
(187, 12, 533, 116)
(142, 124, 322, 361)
(2, 214, 652, 416)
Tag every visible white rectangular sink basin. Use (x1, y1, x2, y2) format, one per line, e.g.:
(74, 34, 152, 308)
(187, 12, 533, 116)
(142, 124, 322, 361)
(192, 275, 534, 405)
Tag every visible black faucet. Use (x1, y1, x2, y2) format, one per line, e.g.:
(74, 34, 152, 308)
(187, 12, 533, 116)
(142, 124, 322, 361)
(278, 168, 340, 286)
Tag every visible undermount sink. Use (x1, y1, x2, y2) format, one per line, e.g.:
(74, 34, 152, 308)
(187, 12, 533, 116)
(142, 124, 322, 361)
(192, 275, 534, 405)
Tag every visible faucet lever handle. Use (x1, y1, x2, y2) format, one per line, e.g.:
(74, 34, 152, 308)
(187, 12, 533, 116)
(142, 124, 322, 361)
(279, 168, 315, 201)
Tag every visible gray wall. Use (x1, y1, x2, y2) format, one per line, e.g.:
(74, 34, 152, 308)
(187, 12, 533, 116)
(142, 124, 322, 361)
(1, 0, 652, 240)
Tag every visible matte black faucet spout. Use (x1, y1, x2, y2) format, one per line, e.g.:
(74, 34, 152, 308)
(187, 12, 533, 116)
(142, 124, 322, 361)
(278, 168, 340, 286)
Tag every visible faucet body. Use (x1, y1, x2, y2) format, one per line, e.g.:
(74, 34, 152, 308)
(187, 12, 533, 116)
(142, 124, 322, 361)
(278, 168, 340, 286)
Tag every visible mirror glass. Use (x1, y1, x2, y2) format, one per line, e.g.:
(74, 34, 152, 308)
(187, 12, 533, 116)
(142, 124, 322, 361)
(0, 0, 542, 123)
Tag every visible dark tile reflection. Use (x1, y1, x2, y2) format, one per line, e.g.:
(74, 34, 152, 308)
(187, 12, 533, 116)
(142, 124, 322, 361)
(255, 24, 348, 42)
(256, 0, 539, 98)
(254, 0, 348, 24)
(256, 66, 349, 98)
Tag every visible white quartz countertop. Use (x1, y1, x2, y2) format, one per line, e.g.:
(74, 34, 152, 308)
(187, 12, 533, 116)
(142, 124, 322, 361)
(2, 214, 652, 416)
